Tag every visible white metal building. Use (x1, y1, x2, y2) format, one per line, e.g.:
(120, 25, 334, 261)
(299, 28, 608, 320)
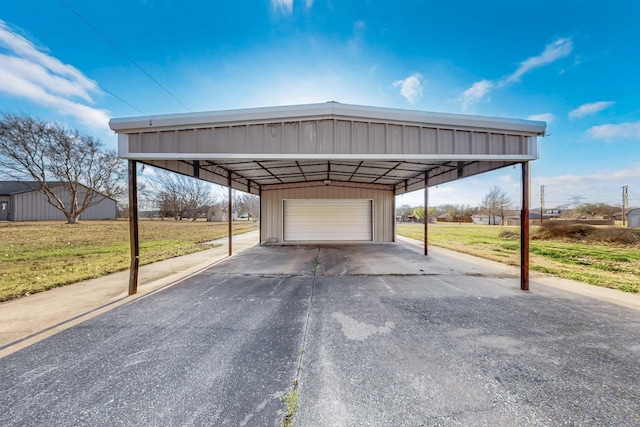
(628, 208, 640, 228)
(0, 181, 117, 221)
(110, 102, 546, 292)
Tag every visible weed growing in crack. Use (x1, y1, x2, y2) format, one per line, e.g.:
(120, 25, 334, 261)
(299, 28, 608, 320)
(281, 381, 299, 427)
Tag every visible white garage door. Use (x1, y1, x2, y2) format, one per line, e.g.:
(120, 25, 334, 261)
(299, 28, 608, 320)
(284, 199, 373, 241)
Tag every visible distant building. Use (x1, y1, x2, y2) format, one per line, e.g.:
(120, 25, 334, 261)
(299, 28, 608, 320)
(207, 207, 237, 222)
(472, 214, 502, 225)
(0, 181, 117, 221)
(543, 209, 563, 218)
(628, 208, 640, 228)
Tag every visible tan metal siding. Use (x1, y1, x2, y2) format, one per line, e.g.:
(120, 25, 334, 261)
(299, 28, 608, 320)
(261, 185, 394, 243)
(12, 188, 116, 221)
(404, 126, 420, 153)
(123, 117, 538, 159)
(265, 123, 282, 154)
(317, 120, 334, 154)
(300, 121, 317, 154)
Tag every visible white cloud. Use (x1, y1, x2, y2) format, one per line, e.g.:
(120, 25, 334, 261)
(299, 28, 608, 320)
(0, 21, 110, 131)
(533, 167, 640, 206)
(305, 0, 314, 7)
(271, 0, 294, 13)
(504, 38, 573, 83)
(527, 113, 554, 124)
(587, 122, 640, 143)
(393, 73, 424, 105)
(348, 20, 366, 52)
(538, 168, 640, 185)
(568, 101, 615, 119)
(461, 80, 493, 112)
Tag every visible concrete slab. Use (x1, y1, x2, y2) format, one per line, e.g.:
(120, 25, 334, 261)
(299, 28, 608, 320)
(0, 273, 311, 426)
(297, 273, 640, 426)
(1, 239, 639, 426)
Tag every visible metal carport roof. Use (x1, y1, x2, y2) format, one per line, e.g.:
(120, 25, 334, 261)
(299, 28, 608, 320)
(110, 102, 545, 195)
(109, 102, 546, 294)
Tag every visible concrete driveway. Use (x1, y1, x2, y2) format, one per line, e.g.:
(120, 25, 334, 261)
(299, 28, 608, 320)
(1, 242, 639, 426)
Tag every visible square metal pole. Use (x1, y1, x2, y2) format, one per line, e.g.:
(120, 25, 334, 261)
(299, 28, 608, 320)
(521, 162, 530, 291)
(128, 160, 139, 295)
(424, 172, 429, 256)
(228, 170, 233, 256)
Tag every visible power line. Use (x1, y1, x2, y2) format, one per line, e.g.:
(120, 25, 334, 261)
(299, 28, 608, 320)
(59, 0, 191, 112)
(2, 24, 146, 115)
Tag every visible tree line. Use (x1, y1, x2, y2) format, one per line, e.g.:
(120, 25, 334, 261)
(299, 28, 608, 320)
(397, 186, 512, 224)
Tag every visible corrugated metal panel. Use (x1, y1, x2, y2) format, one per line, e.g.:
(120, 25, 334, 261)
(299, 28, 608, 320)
(300, 121, 317, 153)
(284, 199, 372, 241)
(11, 188, 116, 221)
(265, 123, 282, 153)
(123, 117, 539, 159)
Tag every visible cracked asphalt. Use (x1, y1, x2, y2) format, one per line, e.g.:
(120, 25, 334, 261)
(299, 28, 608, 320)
(1, 242, 639, 426)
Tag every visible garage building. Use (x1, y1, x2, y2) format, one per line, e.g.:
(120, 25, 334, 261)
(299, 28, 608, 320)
(0, 181, 117, 221)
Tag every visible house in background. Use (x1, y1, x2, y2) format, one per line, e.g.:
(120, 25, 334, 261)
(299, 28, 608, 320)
(0, 181, 117, 221)
(471, 214, 502, 225)
(627, 208, 640, 228)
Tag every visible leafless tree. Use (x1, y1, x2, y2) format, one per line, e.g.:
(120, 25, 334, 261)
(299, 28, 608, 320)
(573, 203, 616, 219)
(234, 191, 260, 221)
(0, 113, 125, 224)
(481, 186, 512, 225)
(146, 168, 220, 220)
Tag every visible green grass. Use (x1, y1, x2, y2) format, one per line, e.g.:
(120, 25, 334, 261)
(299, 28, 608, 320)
(397, 223, 640, 293)
(0, 220, 259, 302)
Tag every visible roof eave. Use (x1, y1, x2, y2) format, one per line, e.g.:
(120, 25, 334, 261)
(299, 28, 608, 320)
(109, 102, 546, 136)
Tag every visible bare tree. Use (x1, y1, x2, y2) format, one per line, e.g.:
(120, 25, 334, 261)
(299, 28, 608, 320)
(0, 113, 125, 224)
(573, 203, 616, 219)
(146, 168, 219, 220)
(481, 186, 512, 225)
(234, 191, 260, 221)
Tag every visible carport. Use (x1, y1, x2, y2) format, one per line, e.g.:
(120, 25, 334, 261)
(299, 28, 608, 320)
(109, 102, 545, 294)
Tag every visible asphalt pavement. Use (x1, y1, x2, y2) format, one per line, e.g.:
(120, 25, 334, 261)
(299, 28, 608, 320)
(1, 239, 639, 426)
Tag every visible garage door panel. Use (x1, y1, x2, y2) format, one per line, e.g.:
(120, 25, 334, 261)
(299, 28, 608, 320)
(284, 199, 372, 241)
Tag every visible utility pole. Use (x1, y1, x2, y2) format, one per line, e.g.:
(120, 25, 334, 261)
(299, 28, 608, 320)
(622, 186, 628, 226)
(540, 185, 545, 223)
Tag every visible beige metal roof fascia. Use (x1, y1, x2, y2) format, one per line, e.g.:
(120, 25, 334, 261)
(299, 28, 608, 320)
(109, 102, 546, 136)
(117, 152, 539, 162)
(109, 103, 337, 132)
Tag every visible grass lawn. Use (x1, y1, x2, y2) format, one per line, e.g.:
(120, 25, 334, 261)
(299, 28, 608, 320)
(396, 223, 640, 293)
(0, 219, 258, 302)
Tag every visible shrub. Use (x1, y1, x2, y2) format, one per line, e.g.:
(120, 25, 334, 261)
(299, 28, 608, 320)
(499, 230, 520, 239)
(532, 221, 640, 245)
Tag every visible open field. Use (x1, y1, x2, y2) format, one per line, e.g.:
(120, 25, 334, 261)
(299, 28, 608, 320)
(2, 220, 637, 302)
(0, 220, 258, 302)
(397, 223, 640, 293)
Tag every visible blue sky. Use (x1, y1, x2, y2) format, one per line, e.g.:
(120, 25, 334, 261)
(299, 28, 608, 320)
(1, 0, 639, 209)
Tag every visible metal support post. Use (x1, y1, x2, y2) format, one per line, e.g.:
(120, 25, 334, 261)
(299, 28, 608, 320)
(228, 170, 233, 256)
(128, 160, 139, 295)
(424, 172, 429, 256)
(521, 162, 530, 291)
